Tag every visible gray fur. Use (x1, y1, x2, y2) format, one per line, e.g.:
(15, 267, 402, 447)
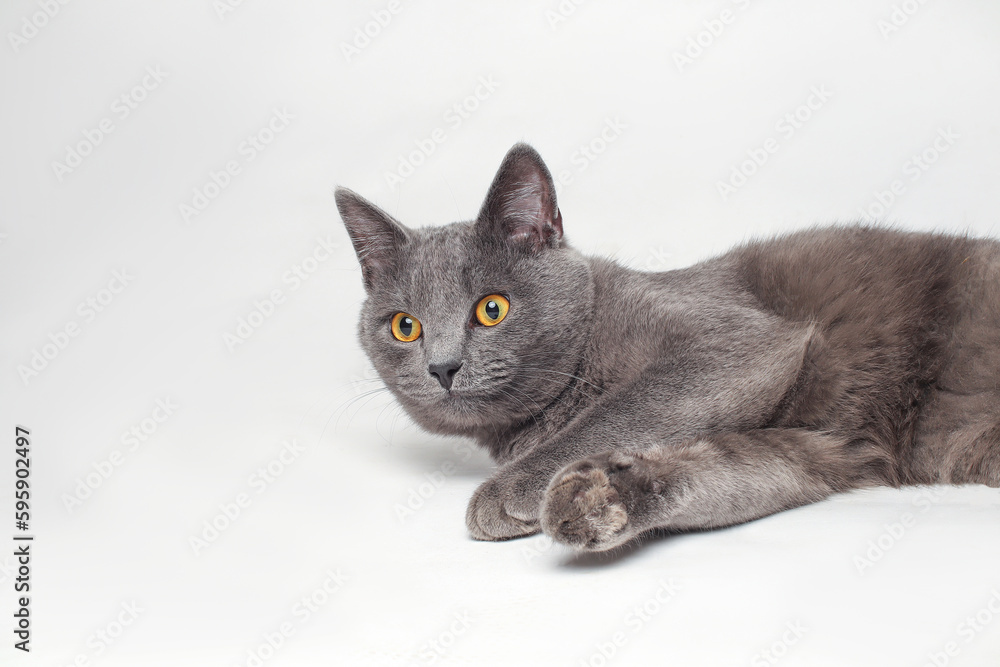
(335, 143, 1000, 552)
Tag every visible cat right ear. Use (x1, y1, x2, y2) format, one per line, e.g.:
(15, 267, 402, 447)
(335, 187, 410, 290)
(476, 143, 564, 251)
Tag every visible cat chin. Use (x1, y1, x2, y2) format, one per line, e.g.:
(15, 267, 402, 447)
(407, 411, 492, 438)
(398, 392, 518, 435)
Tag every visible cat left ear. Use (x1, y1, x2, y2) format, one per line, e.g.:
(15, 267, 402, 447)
(335, 187, 410, 290)
(476, 143, 563, 251)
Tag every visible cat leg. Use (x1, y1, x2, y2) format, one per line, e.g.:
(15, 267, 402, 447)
(466, 428, 641, 541)
(540, 428, 894, 551)
(944, 420, 1000, 487)
(908, 388, 1000, 487)
(465, 469, 543, 541)
(467, 317, 817, 542)
(466, 443, 604, 541)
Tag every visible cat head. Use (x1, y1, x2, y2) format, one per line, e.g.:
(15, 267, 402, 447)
(336, 143, 593, 437)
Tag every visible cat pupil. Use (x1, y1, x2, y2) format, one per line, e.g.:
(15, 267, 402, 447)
(400, 318, 413, 335)
(486, 301, 499, 319)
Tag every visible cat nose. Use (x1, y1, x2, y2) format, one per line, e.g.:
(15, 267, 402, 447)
(428, 360, 462, 390)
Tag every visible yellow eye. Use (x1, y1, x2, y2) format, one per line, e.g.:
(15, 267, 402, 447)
(391, 312, 421, 342)
(475, 294, 510, 326)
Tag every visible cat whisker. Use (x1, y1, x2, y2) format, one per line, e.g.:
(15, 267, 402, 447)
(495, 386, 541, 431)
(291, 387, 360, 439)
(375, 397, 409, 446)
(519, 366, 603, 393)
(509, 374, 581, 415)
(342, 387, 394, 433)
(516, 370, 599, 404)
(318, 386, 392, 444)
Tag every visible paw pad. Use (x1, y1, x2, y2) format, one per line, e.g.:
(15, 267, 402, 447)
(541, 466, 628, 550)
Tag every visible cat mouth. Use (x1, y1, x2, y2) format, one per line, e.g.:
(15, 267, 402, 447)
(439, 388, 491, 400)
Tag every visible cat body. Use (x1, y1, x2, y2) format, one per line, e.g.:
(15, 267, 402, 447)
(336, 143, 1000, 551)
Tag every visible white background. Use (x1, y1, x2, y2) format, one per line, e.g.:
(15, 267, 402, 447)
(3, 1, 1000, 665)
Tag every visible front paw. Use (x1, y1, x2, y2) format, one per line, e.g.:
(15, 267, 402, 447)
(541, 452, 652, 551)
(466, 475, 541, 541)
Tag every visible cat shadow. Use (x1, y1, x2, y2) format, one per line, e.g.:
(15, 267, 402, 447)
(556, 528, 692, 569)
(558, 506, 821, 568)
(391, 438, 495, 479)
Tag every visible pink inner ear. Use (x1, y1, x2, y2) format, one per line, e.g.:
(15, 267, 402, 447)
(500, 174, 561, 246)
(505, 216, 562, 248)
(551, 207, 564, 238)
(501, 178, 545, 217)
(507, 225, 540, 243)
(477, 143, 564, 248)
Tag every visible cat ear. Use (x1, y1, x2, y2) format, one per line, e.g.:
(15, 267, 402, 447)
(335, 187, 410, 290)
(476, 143, 563, 251)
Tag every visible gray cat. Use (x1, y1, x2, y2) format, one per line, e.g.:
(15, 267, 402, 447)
(335, 143, 1000, 552)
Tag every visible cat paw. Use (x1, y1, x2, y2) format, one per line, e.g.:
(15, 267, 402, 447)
(466, 476, 540, 541)
(540, 453, 638, 551)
